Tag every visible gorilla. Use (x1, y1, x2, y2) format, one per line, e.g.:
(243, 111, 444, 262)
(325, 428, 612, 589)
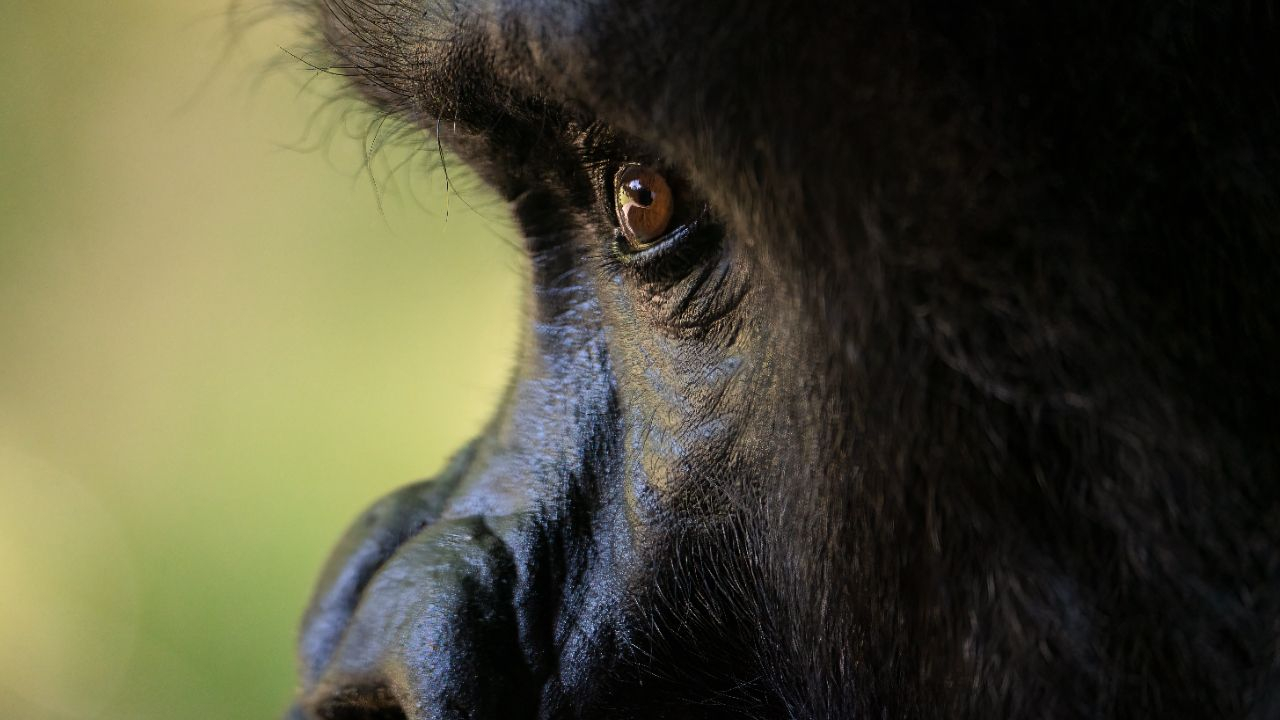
(284, 1, 1279, 718)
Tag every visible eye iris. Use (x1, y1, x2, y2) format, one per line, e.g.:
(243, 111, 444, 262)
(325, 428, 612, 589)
(614, 164, 673, 249)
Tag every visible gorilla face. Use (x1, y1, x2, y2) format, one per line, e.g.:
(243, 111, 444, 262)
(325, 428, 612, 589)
(287, 2, 1279, 718)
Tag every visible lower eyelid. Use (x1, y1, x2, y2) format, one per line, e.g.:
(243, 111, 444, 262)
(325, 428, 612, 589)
(614, 222, 694, 262)
(611, 207, 713, 267)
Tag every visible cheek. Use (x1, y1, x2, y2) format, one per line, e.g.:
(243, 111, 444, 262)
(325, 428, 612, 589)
(620, 376, 736, 507)
(601, 287, 759, 515)
(593, 234, 821, 517)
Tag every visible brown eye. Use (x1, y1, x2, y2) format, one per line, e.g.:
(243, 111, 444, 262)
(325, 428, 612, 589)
(614, 164, 674, 250)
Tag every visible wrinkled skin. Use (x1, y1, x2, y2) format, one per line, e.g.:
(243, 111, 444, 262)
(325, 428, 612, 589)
(285, 2, 1280, 718)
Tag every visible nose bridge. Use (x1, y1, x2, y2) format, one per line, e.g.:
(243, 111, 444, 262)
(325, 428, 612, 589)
(289, 257, 616, 717)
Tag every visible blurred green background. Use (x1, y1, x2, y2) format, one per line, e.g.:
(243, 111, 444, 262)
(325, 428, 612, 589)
(0, 2, 521, 718)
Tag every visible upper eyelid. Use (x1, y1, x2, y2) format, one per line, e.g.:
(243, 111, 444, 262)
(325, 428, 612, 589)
(572, 121, 664, 171)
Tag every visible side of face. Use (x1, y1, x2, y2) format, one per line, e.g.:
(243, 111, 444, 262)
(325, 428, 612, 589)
(286, 1, 1280, 718)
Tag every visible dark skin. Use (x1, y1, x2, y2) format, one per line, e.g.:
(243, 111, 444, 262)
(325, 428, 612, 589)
(286, 1, 1280, 718)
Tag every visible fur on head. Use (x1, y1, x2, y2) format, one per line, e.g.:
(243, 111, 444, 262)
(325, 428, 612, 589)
(286, 2, 1280, 717)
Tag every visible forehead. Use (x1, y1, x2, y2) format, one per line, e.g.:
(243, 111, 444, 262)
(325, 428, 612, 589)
(312, 0, 853, 148)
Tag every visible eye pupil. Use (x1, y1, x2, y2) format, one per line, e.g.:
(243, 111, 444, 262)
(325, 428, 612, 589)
(614, 164, 674, 250)
(622, 177, 655, 208)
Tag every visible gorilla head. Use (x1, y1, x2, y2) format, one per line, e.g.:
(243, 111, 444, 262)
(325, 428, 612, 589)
(285, 2, 1279, 717)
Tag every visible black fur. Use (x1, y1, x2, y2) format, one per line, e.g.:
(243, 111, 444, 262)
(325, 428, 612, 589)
(285, 2, 1280, 717)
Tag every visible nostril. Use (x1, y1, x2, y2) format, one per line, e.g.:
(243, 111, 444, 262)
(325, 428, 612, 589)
(298, 446, 478, 687)
(297, 515, 536, 720)
(310, 685, 408, 720)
